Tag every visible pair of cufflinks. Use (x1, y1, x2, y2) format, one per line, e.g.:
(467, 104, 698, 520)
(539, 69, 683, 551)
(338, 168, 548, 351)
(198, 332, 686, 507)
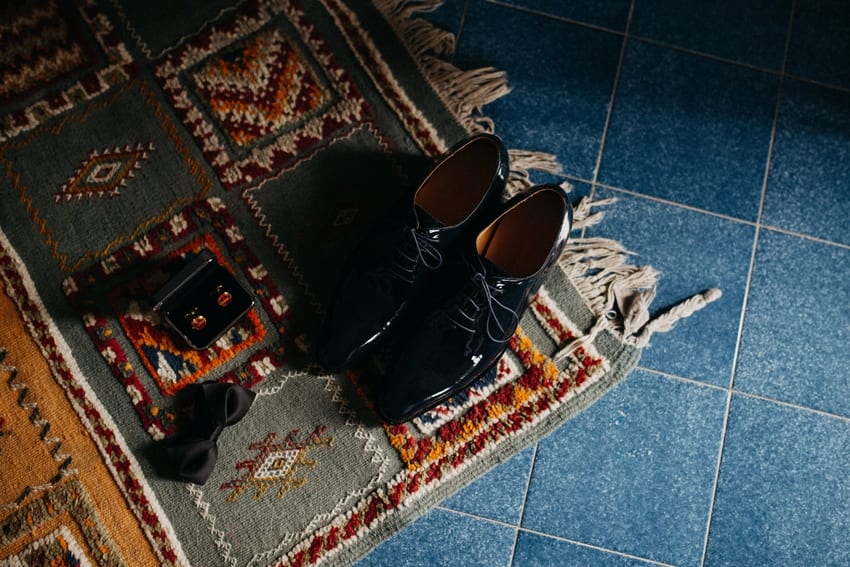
(151, 249, 254, 350)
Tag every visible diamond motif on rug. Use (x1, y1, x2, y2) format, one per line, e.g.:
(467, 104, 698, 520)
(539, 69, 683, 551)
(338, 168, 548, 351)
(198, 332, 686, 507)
(221, 425, 333, 502)
(55, 143, 154, 201)
(255, 449, 301, 479)
(191, 29, 329, 148)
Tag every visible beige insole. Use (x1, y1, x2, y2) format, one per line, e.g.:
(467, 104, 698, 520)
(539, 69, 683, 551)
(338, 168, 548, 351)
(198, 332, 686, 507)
(477, 190, 565, 278)
(415, 140, 499, 226)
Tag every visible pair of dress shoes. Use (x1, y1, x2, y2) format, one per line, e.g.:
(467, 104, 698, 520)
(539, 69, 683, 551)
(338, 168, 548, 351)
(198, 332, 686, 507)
(315, 134, 573, 424)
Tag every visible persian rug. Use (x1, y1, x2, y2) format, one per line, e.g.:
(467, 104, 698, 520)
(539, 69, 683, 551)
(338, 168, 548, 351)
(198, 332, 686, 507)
(0, 0, 719, 565)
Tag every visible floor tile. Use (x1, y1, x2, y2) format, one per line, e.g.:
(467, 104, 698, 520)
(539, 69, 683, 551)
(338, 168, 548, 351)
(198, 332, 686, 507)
(599, 40, 778, 221)
(522, 370, 727, 567)
(762, 79, 850, 246)
(630, 0, 792, 70)
(456, 0, 624, 180)
(587, 189, 754, 387)
(786, 0, 850, 89)
(734, 230, 850, 417)
(356, 508, 516, 567)
(441, 445, 535, 525)
(513, 531, 658, 566)
(705, 394, 850, 566)
(493, 0, 632, 31)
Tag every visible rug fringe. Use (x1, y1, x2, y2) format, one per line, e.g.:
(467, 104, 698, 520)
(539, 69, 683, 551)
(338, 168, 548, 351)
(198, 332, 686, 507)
(505, 150, 563, 195)
(420, 57, 510, 133)
(374, 0, 510, 133)
(571, 195, 616, 229)
(373, 0, 457, 56)
(554, 198, 722, 357)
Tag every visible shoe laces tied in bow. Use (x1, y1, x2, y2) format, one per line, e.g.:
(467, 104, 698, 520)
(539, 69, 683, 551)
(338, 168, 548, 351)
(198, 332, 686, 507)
(447, 271, 519, 343)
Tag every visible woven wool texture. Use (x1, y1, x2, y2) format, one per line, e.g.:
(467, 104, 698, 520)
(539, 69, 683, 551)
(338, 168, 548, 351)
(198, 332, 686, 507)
(0, 1, 716, 565)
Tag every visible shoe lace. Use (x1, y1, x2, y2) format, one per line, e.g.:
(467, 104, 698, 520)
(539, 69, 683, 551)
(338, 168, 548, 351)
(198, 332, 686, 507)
(364, 227, 443, 294)
(389, 227, 443, 283)
(447, 271, 518, 343)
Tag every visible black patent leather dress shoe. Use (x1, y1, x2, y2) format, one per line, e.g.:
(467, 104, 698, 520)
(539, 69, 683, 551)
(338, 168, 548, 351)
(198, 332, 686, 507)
(375, 184, 573, 424)
(315, 134, 509, 372)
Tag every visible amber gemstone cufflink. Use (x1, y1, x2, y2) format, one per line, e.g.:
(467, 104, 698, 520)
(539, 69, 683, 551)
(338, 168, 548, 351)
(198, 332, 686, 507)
(215, 286, 233, 307)
(151, 249, 254, 350)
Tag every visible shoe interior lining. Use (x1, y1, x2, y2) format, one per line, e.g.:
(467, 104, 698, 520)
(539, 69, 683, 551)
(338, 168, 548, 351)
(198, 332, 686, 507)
(415, 138, 499, 226)
(476, 190, 565, 279)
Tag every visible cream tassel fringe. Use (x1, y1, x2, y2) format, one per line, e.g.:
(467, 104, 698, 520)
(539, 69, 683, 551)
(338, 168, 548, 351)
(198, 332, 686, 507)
(554, 199, 722, 359)
(381, 11, 456, 56)
(374, 0, 456, 57)
(422, 59, 511, 133)
(374, 0, 511, 133)
(506, 150, 563, 195)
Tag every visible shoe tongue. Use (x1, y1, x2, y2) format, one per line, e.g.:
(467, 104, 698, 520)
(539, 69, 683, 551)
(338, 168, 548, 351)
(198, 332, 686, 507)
(413, 205, 444, 230)
(478, 256, 509, 279)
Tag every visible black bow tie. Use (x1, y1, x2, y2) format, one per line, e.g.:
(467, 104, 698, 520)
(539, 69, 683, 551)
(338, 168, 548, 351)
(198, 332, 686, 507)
(163, 381, 256, 484)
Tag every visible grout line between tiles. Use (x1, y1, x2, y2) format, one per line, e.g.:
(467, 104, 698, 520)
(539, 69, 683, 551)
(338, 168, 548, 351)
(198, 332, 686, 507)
(561, 176, 850, 252)
(516, 527, 678, 567)
(483, 0, 776, 76)
(507, 441, 538, 566)
(699, 387, 734, 567)
(636, 365, 850, 424)
(759, 224, 850, 251)
(434, 504, 519, 530)
(724, 96, 780, 389)
(483, 0, 626, 36)
(732, 390, 850, 424)
(627, 34, 782, 76)
(698, 2, 797, 564)
(635, 365, 729, 392)
(453, 0, 470, 58)
(486, 0, 850, 98)
(596, 183, 760, 226)
(567, 177, 850, 252)
(436, 505, 674, 566)
(582, 0, 635, 240)
(784, 73, 850, 95)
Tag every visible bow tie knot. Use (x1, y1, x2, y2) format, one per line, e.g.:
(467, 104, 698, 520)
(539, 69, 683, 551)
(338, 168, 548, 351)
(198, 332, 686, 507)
(163, 381, 256, 484)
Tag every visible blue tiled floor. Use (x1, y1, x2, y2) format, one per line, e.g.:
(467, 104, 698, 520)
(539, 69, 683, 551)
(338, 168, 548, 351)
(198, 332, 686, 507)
(598, 41, 778, 221)
(360, 1, 850, 565)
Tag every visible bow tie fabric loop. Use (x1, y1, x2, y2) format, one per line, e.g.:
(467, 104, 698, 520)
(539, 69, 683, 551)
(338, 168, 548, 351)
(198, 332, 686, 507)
(193, 380, 255, 430)
(165, 437, 220, 485)
(163, 381, 256, 484)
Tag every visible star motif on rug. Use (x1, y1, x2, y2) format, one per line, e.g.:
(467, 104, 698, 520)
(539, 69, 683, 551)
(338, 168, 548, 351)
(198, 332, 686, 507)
(190, 28, 329, 148)
(221, 425, 333, 502)
(55, 142, 154, 202)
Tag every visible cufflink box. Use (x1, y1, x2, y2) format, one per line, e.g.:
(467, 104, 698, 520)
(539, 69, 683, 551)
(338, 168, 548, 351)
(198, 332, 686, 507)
(151, 249, 254, 350)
